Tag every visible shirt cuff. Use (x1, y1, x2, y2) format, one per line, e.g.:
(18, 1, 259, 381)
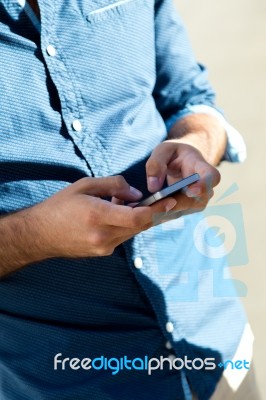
(165, 104, 247, 163)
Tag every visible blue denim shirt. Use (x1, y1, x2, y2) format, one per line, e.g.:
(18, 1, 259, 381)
(0, 1, 248, 399)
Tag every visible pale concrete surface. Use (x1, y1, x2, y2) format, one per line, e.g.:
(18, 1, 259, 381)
(174, 0, 266, 397)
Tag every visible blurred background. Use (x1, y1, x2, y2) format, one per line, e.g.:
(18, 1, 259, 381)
(174, 0, 266, 396)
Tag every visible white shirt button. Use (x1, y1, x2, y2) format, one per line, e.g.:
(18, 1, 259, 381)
(72, 119, 82, 132)
(46, 45, 56, 57)
(165, 341, 172, 350)
(134, 257, 143, 269)
(166, 321, 174, 333)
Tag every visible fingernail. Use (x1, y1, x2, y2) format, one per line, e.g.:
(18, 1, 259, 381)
(185, 187, 201, 198)
(165, 199, 177, 212)
(148, 176, 159, 192)
(129, 186, 143, 198)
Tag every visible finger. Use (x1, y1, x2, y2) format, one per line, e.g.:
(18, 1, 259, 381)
(188, 170, 219, 199)
(162, 189, 213, 213)
(172, 158, 220, 198)
(111, 196, 124, 205)
(126, 201, 139, 207)
(167, 191, 196, 211)
(109, 217, 160, 244)
(185, 175, 215, 199)
(146, 142, 178, 192)
(72, 176, 143, 201)
(153, 206, 206, 226)
(91, 196, 178, 229)
(96, 190, 211, 247)
(190, 189, 213, 205)
(149, 197, 177, 213)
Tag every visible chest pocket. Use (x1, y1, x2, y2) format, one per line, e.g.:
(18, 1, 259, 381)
(85, 0, 150, 24)
(71, 0, 156, 109)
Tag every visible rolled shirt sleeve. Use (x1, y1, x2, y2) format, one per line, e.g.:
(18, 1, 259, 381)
(153, 0, 247, 163)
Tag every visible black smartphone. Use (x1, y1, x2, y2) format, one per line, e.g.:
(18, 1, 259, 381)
(133, 173, 200, 207)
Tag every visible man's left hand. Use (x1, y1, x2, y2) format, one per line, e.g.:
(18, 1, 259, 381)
(146, 140, 221, 215)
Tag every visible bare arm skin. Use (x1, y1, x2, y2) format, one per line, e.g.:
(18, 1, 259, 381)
(167, 113, 227, 166)
(0, 176, 177, 279)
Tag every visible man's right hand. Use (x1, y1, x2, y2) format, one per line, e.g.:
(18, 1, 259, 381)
(0, 176, 177, 277)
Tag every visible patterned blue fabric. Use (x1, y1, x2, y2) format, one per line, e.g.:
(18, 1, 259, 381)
(0, 1, 247, 399)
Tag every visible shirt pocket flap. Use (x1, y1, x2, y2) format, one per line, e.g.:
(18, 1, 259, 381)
(86, 0, 148, 23)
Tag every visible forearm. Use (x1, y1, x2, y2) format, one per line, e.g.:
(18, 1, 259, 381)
(0, 208, 47, 278)
(167, 113, 227, 166)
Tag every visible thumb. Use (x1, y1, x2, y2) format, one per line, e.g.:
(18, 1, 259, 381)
(146, 142, 176, 192)
(72, 176, 143, 200)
